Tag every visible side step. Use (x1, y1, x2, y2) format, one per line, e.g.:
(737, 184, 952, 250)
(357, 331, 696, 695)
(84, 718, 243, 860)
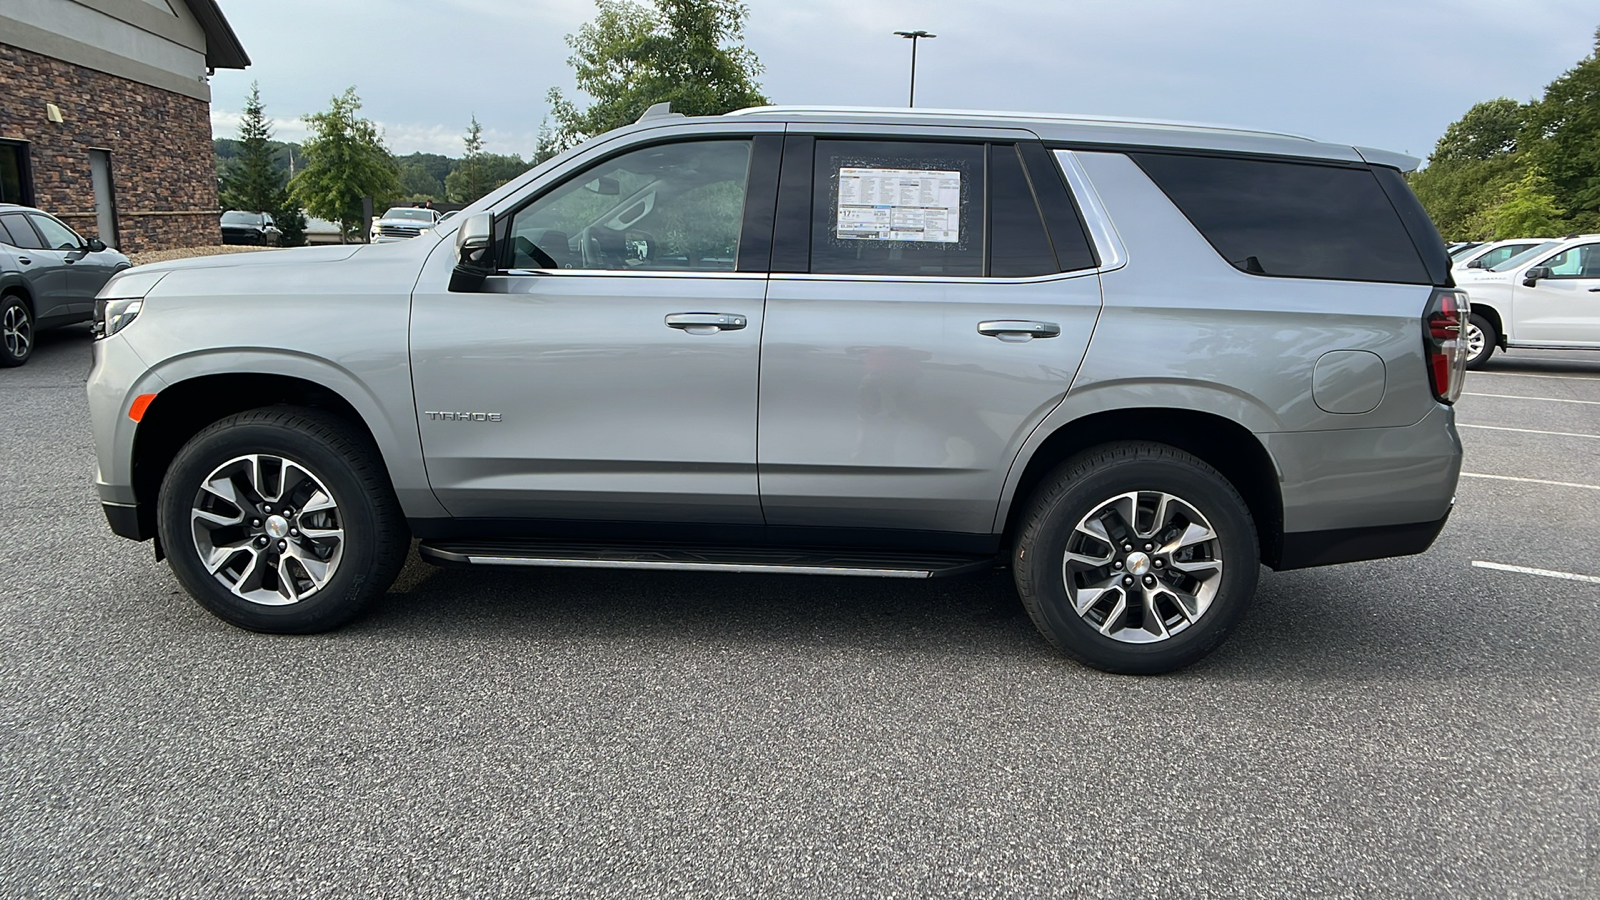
(418, 540, 996, 579)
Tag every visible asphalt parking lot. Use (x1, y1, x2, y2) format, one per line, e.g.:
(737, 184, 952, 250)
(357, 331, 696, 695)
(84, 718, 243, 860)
(1, 325, 1595, 898)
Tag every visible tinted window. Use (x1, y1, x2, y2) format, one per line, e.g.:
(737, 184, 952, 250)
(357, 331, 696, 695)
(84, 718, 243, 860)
(508, 139, 751, 272)
(0, 213, 44, 249)
(811, 140, 984, 277)
(988, 144, 1057, 278)
(1133, 153, 1431, 284)
(1477, 244, 1536, 268)
(29, 213, 81, 250)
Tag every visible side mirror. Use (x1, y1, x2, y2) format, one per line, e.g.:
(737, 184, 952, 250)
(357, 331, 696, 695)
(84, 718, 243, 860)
(450, 212, 495, 292)
(584, 176, 621, 195)
(1466, 257, 1486, 268)
(1522, 265, 1551, 287)
(86, 237, 106, 252)
(624, 229, 654, 263)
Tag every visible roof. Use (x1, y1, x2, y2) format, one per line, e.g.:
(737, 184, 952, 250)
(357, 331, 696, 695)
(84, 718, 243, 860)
(724, 106, 1420, 172)
(183, 0, 250, 69)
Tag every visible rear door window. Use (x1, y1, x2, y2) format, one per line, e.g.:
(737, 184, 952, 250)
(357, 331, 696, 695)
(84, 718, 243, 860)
(811, 140, 985, 277)
(0, 213, 44, 249)
(1132, 153, 1431, 284)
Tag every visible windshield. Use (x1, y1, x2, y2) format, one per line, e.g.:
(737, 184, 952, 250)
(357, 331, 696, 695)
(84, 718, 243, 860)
(382, 208, 435, 222)
(1490, 241, 1561, 272)
(1448, 243, 1481, 260)
(221, 211, 258, 224)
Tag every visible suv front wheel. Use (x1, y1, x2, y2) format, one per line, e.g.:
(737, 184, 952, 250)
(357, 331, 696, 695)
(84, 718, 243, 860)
(156, 406, 407, 633)
(1013, 442, 1259, 674)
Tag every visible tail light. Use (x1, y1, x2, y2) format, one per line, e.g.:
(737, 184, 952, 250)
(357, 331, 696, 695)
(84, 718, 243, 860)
(1423, 288, 1469, 403)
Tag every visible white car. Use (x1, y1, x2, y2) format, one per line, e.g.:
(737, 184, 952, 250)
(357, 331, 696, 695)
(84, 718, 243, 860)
(1451, 238, 1551, 274)
(1456, 234, 1600, 367)
(370, 207, 441, 243)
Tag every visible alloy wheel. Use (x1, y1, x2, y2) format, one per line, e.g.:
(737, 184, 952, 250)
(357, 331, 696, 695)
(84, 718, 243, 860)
(189, 453, 345, 606)
(2, 303, 31, 360)
(1061, 490, 1225, 644)
(1465, 321, 1486, 362)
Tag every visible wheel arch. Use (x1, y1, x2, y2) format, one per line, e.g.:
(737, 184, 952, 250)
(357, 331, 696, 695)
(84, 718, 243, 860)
(997, 408, 1285, 568)
(0, 275, 33, 312)
(129, 372, 404, 542)
(1470, 303, 1506, 347)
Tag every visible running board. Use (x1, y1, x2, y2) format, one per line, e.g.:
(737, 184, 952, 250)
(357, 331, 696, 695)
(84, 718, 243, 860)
(418, 540, 996, 579)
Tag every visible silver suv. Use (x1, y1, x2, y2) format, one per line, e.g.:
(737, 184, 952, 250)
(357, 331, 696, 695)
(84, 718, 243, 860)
(86, 106, 1467, 673)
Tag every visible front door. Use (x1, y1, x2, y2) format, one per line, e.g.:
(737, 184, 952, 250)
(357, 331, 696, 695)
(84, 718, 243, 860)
(757, 136, 1104, 535)
(410, 136, 778, 525)
(1514, 242, 1600, 345)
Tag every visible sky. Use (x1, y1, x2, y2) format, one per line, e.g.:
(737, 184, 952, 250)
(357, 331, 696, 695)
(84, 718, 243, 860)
(207, 0, 1597, 164)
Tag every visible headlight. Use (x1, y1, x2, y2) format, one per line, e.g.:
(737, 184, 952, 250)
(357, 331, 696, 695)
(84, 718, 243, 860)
(93, 297, 143, 339)
(92, 270, 166, 340)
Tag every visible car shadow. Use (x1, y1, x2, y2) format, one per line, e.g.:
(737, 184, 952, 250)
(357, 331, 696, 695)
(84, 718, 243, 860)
(1476, 348, 1600, 376)
(347, 544, 1591, 681)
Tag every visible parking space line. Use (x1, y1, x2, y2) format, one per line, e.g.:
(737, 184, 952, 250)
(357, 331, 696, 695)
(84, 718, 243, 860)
(1463, 392, 1600, 406)
(1457, 424, 1600, 440)
(1471, 371, 1600, 383)
(1471, 561, 1600, 585)
(1460, 472, 1600, 491)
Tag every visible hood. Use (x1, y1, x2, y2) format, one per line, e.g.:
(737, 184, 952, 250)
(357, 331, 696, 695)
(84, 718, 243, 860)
(128, 244, 365, 275)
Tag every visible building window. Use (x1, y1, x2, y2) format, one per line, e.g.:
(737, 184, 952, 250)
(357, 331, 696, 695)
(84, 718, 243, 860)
(0, 141, 33, 206)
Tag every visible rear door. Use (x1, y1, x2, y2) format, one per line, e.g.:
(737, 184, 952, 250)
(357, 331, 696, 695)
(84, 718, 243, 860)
(756, 133, 1103, 534)
(1513, 242, 1600, 344)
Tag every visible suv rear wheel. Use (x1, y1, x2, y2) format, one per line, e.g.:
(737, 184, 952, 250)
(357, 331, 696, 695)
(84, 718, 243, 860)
(156, 406, 407, 633)
(1013, 442, 1259, 674)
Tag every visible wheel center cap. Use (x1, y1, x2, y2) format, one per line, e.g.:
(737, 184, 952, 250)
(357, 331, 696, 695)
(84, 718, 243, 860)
(1125, 552, 1151, 576)
(264, 515, 289, 539)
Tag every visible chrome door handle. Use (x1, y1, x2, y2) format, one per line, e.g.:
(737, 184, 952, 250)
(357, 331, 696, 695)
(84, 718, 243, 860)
(16, 257, 29, 265)
(665, 312, 747, 334)
(978, 320, 1060, 342)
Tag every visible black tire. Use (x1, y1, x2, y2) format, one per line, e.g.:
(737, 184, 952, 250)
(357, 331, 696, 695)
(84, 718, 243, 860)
(1465, 313, 1497, 370)
(156, 406, 407, 633)
(0, 293, 34, 367)
(1012, 442, 1259, 674)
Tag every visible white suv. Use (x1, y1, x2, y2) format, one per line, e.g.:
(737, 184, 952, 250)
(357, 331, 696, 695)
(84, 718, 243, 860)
(1456, 234, 1600, 367)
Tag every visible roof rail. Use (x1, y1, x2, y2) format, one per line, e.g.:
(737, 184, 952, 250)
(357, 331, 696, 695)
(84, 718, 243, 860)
(724, 105, 1315, 141)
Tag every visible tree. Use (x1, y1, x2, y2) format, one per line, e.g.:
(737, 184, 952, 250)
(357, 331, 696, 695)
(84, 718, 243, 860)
(219, 83, 283, 214)
(539, 0, 769, 156)
(289, 87, 401, 240)
(1410, 99, 1533, 239)
(450, 114, 486, 203)
(1521, 28, 1600, 230)
(444, 116, 533, 204)
(218, 84, 308, 247)
(1487, 167, 1568, 238)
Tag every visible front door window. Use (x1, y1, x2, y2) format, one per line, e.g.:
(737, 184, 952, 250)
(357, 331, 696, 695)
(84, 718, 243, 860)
(507, 140, 752, 272)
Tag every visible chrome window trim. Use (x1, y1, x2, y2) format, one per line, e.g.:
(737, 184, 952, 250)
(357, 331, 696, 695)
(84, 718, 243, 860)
(768, 269, 1098, 286)
(1053, 149, 1128, 273)
(499, 268, 768, 281)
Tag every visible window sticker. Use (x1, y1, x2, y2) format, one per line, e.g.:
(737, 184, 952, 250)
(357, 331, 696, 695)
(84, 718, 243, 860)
(835, 167, 962, 243)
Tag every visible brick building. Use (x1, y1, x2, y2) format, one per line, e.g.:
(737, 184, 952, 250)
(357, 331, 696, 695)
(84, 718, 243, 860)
(0, 0, 249, 252)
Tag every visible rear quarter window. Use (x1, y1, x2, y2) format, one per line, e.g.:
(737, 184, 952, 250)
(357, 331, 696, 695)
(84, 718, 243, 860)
(1131, 153, 1431, 285)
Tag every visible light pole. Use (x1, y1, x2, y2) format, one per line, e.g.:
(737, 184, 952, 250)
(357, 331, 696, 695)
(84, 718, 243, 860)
(894, 30, 935, 108)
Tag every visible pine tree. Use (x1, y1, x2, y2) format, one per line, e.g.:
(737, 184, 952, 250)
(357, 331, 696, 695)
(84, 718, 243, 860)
(219, 83, 283, 214)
